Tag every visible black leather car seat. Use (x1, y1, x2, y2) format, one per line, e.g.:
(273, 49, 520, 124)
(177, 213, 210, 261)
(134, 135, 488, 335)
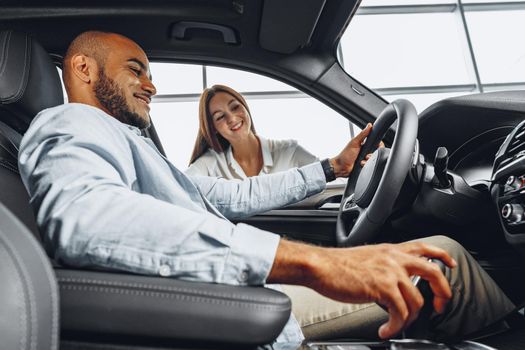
(0, 30, 63, 239)
(0, 29, 63, 350)
(0, 30, 61, 350)
(0, 30, 291, 348)
(0, 201, 59, 350)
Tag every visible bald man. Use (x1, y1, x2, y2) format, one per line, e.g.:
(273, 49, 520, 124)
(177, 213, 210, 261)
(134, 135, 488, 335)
(18, 31, 515, 344)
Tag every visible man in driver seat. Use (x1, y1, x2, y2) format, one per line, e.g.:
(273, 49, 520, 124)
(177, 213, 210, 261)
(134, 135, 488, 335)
(18, 31, 515, 343)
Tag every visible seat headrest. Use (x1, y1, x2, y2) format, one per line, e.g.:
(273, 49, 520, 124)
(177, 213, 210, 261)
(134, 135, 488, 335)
(0, 31, 64, 133)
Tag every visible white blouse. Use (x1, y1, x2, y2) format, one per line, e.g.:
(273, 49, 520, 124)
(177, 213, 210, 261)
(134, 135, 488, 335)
(185, 137, 318, 180)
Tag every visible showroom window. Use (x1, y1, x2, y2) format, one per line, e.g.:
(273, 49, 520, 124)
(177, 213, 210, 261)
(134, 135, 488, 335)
(149, 64, 353, 170)
(340, 0, 525, 112)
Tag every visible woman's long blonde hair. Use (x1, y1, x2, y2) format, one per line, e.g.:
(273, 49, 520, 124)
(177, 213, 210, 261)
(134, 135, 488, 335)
(189, 84, 256, 165)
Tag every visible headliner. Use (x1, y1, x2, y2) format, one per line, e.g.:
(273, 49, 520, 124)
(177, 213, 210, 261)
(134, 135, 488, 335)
(0, 0, 359, 62)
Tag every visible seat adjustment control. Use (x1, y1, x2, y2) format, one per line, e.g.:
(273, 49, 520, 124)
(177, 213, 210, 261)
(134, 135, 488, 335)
(502, 203, 524, 223)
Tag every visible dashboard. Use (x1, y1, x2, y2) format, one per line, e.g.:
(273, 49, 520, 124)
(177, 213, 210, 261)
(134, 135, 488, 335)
(417, 90, 525, 251)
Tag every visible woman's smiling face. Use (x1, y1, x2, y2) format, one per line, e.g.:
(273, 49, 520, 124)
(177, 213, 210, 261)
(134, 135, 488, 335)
(209, 91, 252, 143)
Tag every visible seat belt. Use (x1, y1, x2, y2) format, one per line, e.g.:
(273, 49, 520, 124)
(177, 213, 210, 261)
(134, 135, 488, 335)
(0, 131, 20, 174)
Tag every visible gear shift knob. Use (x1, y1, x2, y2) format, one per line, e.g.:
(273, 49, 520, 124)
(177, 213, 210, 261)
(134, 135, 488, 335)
(403, 259, 447, 339)
(434, 147, 451, 188)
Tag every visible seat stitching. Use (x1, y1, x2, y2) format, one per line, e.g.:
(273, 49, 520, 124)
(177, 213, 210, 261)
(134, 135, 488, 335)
(5, 34, 31, 104)
(60, 285, 289, 311)
(0, 31, 11, 80)
(29, 234, 59, 350)
(0, 140, 18, 159)
(0, 159, 19, 174)
(58, 276, 284, 304)
(0, 236, 30, 350)
(2, 213, 59, 350)
(0, 246, 26, 350)
(26, 252, 37, 350)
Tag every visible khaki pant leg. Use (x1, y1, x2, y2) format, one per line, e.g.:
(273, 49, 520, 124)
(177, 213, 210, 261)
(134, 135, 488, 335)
(422, 235, 515, 341)
(282, 235, 515, 341)
(281, 284, 387, 340)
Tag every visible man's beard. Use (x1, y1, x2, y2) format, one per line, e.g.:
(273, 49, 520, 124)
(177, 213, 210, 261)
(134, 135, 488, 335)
(94, 69, 150, 129)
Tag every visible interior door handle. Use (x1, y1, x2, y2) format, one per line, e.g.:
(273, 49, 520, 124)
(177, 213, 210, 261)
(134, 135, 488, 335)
(317, 195, 343, 210)
(318, 202, 340, 210)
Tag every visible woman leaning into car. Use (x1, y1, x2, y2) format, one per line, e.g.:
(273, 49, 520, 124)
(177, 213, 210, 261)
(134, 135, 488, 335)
(186, 84, 321, 179)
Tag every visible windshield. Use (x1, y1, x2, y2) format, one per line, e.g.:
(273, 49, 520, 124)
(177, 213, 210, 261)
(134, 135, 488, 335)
(339, 0, 525, 113)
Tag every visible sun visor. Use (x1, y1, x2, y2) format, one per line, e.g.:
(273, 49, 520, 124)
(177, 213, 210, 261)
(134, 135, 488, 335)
(259, 0, 326, 54)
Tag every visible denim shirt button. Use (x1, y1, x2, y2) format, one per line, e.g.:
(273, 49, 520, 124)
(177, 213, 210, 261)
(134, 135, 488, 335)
(240, 270, 249, 282)
(159, 265, 171, 277)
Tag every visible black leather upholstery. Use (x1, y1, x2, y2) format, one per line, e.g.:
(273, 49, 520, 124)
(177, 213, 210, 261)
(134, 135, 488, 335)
(0, 30, 64, 133)
(0, 119, 40, 238)
(0, 30, 62, 239)
(0, 30, 292, 347)
(57, 269, 291, 345)
(0, 202, 59, 350)
(0, 157, 40, 238)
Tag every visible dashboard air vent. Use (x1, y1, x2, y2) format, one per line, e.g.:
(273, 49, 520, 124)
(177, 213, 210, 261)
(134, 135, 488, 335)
(507, 124, 525, 157)
(499, 124, 525, 168)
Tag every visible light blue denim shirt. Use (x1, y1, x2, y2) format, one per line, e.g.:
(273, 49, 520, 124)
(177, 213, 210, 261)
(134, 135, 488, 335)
(18, 103, 327, 343)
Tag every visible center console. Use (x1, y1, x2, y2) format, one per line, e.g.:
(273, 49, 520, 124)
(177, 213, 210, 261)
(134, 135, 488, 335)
(303, 339, 496, 350)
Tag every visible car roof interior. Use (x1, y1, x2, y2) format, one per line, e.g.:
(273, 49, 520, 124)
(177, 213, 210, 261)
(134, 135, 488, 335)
(0, 0, 386, 127)
(2, 0, 351, 60)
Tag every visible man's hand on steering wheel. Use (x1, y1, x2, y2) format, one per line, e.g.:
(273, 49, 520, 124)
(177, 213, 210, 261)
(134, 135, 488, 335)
(330, 123, 374, 178)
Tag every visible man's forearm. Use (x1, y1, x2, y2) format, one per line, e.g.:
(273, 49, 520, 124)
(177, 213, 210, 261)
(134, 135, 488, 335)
(195, 163, 326, 220)
(267, 239, 322, 287)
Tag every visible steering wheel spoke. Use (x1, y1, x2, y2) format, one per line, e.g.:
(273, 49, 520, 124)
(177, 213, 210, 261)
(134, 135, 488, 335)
(340, 201, 365, 230)
(341, 193, 357, 212)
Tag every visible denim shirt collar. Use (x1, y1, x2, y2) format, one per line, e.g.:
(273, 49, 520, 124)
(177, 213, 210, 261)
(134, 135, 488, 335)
(127, 124, 142, 136)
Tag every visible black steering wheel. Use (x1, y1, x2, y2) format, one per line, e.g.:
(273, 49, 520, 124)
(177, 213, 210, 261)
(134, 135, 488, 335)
(336, 99, 418, 247)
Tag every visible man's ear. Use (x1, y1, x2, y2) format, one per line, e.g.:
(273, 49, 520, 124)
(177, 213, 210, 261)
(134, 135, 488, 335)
(70, 54, 97, 84)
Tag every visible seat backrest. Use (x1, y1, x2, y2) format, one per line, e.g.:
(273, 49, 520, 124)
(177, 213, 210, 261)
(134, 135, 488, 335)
(0, 29, 61, 350)
(0, 201, 59, 350)
(0, 30, 64, 240)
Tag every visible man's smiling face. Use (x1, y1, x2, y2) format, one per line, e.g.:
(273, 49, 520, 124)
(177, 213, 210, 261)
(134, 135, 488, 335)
(93, 35, 156, 129)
